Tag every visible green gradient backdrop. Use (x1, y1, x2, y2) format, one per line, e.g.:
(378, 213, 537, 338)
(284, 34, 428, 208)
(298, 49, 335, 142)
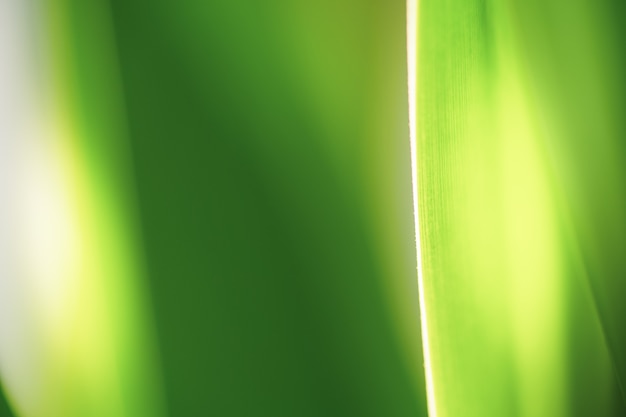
(107, 0, 426, 416)
(0, 0, 427, 416)
(2, 0, 626, 416)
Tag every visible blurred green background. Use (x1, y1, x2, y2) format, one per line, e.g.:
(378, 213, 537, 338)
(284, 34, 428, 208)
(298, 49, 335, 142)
(2, 0, 626, 416)
(0, 0, 426, 416)
(107, 0, 425, 416)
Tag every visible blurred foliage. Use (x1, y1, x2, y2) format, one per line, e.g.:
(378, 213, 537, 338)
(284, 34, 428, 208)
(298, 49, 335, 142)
(2, 0, 626, 416)
(105, 0, 426, 416)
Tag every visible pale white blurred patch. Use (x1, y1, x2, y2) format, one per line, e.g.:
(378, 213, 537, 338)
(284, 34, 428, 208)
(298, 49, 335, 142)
(0, 1, 74, 415)
(15, 137, 81, 331)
